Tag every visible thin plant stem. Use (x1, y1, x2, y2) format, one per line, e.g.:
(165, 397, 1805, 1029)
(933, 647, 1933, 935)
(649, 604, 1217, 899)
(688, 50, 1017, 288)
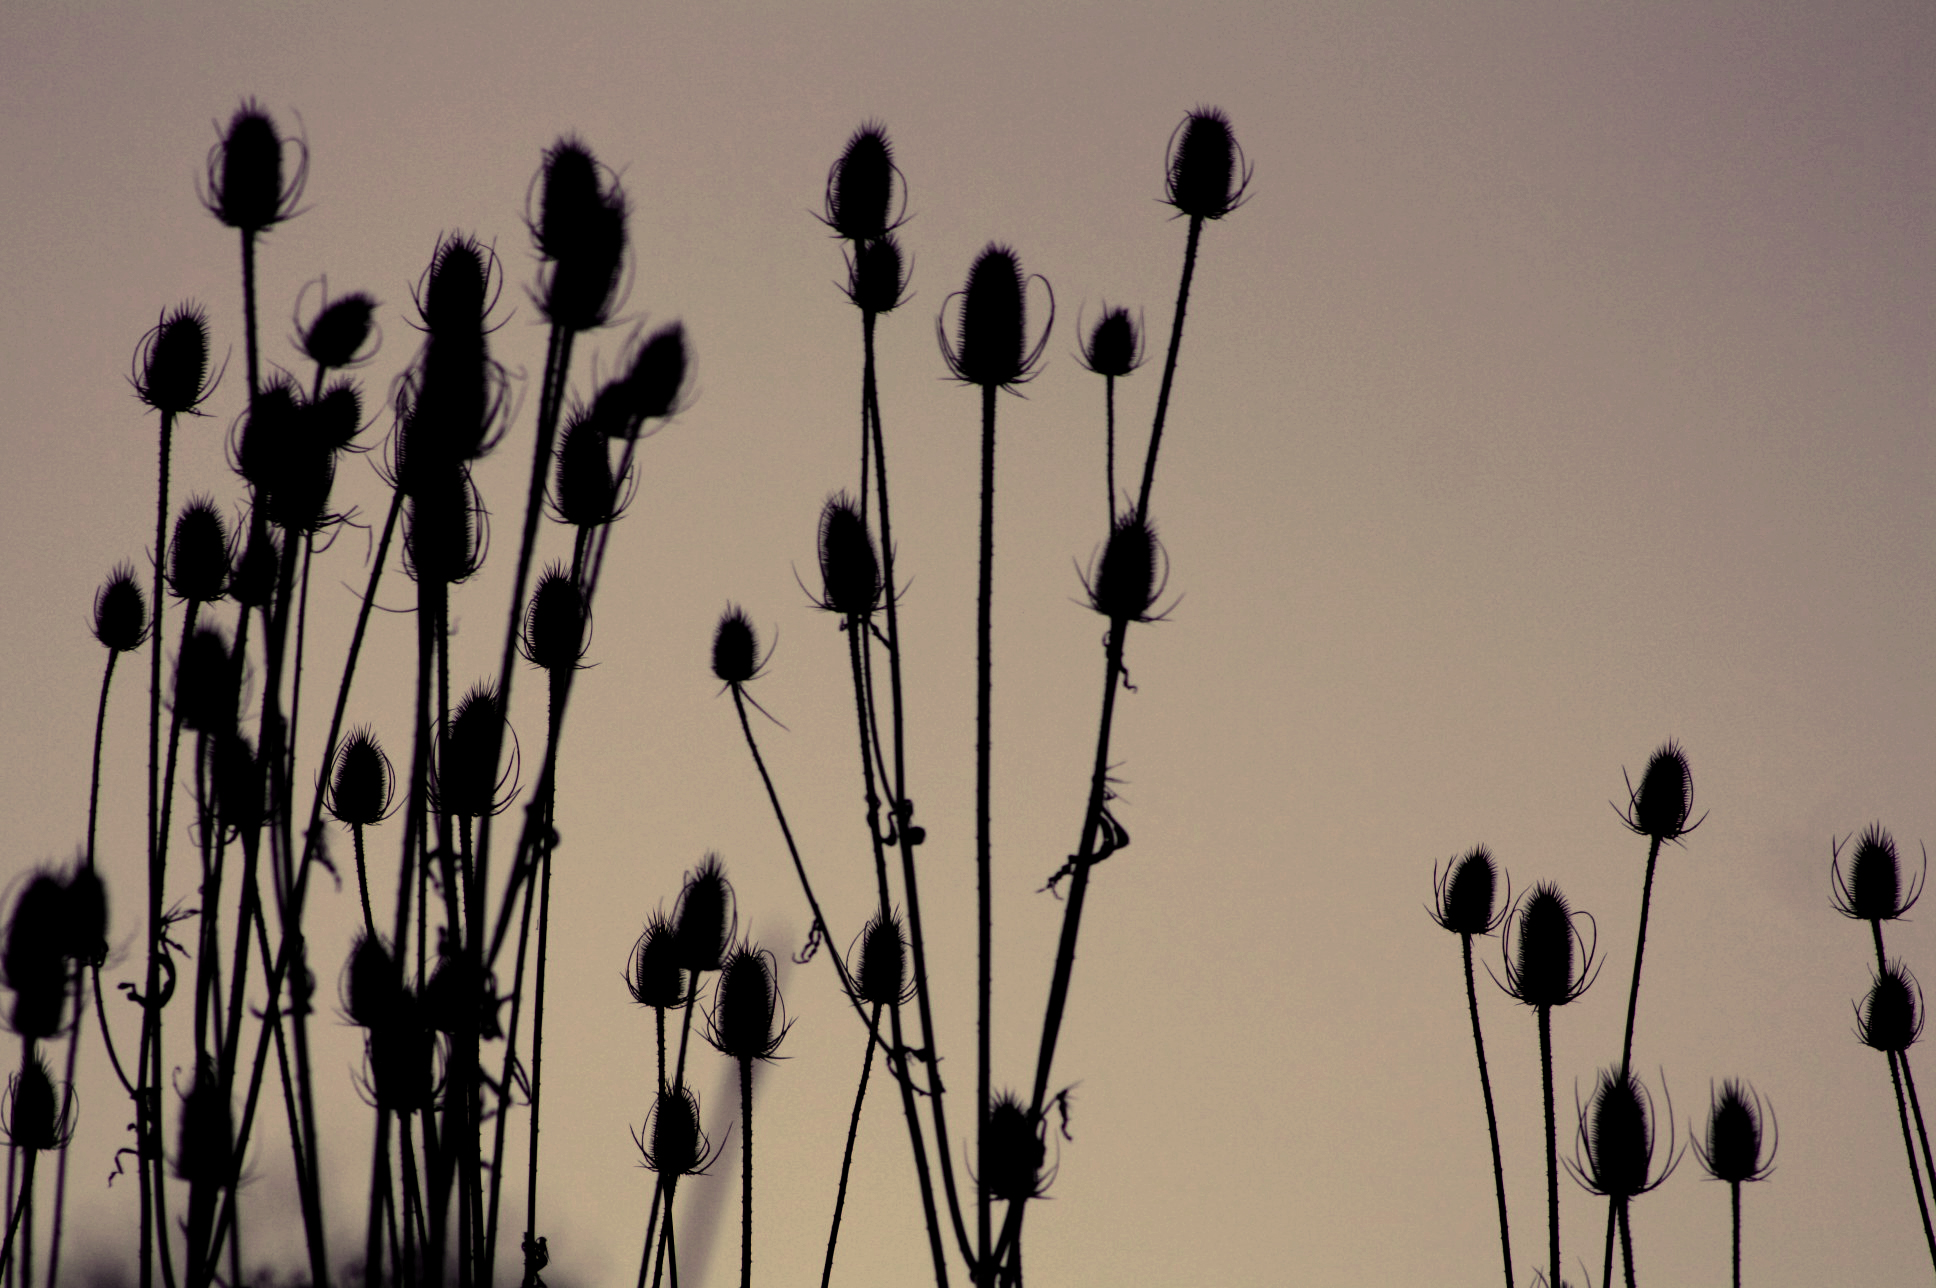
(0, 1152, 35, 1288)
(1134, 214, 1203, 520)
(1538, 1005, 1560, 1288)
(739, 1057, 754, 1288)
(1103, 374, 1116, 524)
(975, 381, 996, 1287)
(1730, 1179, 1741, 1288)
(1891, 1049, 1936, 1272)
(820, 1003, 880, 1288)
(846, 621, 894, 916)
(1903, 1054, 1936, 1222)
(139, 404, 174, 1288)
(1618, 1201, 1635, 1288)
(1618, 835, 1664, 1078)
(1461, 934, 1514, 1288)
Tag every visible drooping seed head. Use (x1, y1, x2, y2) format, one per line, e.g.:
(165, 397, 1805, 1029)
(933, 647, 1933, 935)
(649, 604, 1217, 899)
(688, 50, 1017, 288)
(1166, 107, 1247, 221)
(327, 729, 395, 828)
(1503, 882, 1595, 1009)
(607, 322, 689, 435)
(300, 291, 377, 370)
(982, 1092, 1047, 1203)
(825, 125, 899, 243)
(672, 854, 735, 974)
(711, 605, 763, 686)
(1085, 510, 1163, 623)
(1080, 306, 1142, 378)
(344, 933, 402, 1030)
(5, 1054, 68, 1152)
(174, 1059, 235, 1185)
(433, 684, 512, 818)
(1834, 823, 1924, 923)
(522, 568, 589, 674)
(817, 494, 881, 617)
(641, 1086, 710, 1176)
(1696, 1078, 1777, 1185)
(166, 499, 231, 604)
(174, 626, 241, 737)
(1623, 741, 1697, 842)
(206, 101, 303, 233)
(4, 874, 68, 1041)
(853, 910, 909, 1007)
(1859, 962, 1924, 1054)
(629, 913, 687, 1011)
(709, 944, 786, 1063)
(134, 304, 213, 416)
(943, 245, 1043, 388)
(1432, 845, 1502, 937)
(93, 565, 149, 653)
(847, 234, 908, 316)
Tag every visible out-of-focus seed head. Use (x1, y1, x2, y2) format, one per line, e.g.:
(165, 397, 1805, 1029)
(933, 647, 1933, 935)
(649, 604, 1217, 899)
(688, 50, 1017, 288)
(1080, 306, 1142, 378)
(672, 854, 736, 974)
(174, 626, 241, 737)
(420, 236, 492, 339)
(93, 565, 149, 653)
(404, 466, 486, 586)
(174, 1059, 235, 1185)
(708, 944, 786, 1063)
(1622, 741, 1697, 842)
(533, 139, 603, 261)
(824, 125, 900, 243)
(228, 522, 280, 610)
(300, 290, 377, 371)
(853, 910, 909, 1008)
(166, 499, 230, 604)
(1432, 845, 1504, 937)
(534, 139, 628, 332)
(1834, 823, 1925, 923)
(1084, 510, 1164, 623)
(606, 322, 689, 436)
(327, 729, 395, 828)
(1696, 1078, 1777, 1185)
(846, 234, 908, 316)
(522, 567, 589, 673)
(205, 101, 304, 234)
(817, 494, 881, 617)
(983, 1092, 1048, 1203)
(1166, 107, 1248, 221)
(1502, 882, 1597, 1010)
(366, 989, 435, 1112)
(58, 864, 108, 968)
(711, 605, 764, 687)
(5, 874, 68, 1041)
(234, 378, 303, 493)
(211, 732, 266, 834)
(344, 933, 402, 1030)
(1859, 962, 1924, 1054)
(629, 913, 688, 1011)
(433, 684, 513, 818)
(311, 380, 364, 452)
(4, 1055, 69, 1152)
(134, 304, 214, 416)
(941, 245, 1050, 388)
(640, 1086, 712, 1177)
(423, 949, 501, 1040)
(552, 406, 625, 528)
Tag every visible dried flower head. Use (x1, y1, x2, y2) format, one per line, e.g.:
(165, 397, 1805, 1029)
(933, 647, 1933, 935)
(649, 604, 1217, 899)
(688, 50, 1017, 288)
(327, 729, 396, 828)
(344, 933, 403, 1030)
(1083, 510, 1167, 623)
(423, 949, 502, 1040)
(1498, 882, 1599, 1009)
(204, 100, 306, 234)
(823, 124, 903, 243)
(174, 1059, 235, 1186)
(707, 944, 789, 1063)
(628, 913, 688, 1011)
(173, 626, 241, 737)
(4, 1054, 72, 1153)
(365, 989, 435, 1113)
(521, 566, 590, 673)
(816, 493, 882, 617)
(93, 564, 149, 653)
(417, 235, 496, 339)
(852, 910, 911, 1008)
(846, 233, 909, 315)
(297, 284, 378, 371)
(166, 498, 231, 604)
(940, 244, 1052, 389)
(638, 1085, 719, 1177)
(711, 605, 766, 687)
(58, 863, 109, 969)
(1568, 1068, 1679, 1201)
(403, 466, 488, 586)
(1430, 845, 1508, 938)
(1619, 741, 1701, 843)
(982, 1092, 1049, 1202)
(432, 684, 516, 818)
(672, 854, 736, 974)
(4, 874, 68, 1041)
(1165, 106, 1249, 221)
(310, 379, 365, 452)
(1832, 823, 1926, 923)
(1694, 1078, 1777, 1185)
(552, 406, 628, 528)
(531, 138, 628, 331)
(228, 522, 280, 610)
(211, 732, 266, 834)
(605, 322, 689, 436)
(1079, 306, 1144, 378)
(1858, 961, 1924, 1054)
(133, 304, 215, 416)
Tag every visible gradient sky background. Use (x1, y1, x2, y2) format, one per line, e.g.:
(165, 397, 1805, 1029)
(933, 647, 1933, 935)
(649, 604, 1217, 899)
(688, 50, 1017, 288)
(2, 2, 1931, 1285)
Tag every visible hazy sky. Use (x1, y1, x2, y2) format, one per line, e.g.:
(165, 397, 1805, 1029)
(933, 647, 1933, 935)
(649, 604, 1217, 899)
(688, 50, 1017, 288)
(2, 3, 1931, 1285)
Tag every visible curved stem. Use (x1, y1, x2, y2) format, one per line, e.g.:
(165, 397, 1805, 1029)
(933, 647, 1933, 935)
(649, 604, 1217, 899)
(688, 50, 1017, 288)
(1461, 935, 1513, 1288)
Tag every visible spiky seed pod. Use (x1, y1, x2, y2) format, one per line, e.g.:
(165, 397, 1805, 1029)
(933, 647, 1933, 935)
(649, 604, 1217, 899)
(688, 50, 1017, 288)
(4, 874, 68, 1041)
(5, 1054, 67, 1152)
(983, 1093, 1047, 1203)
(228, 522, 279, 610)
(553, 407, 623, 528)
(1576, 1069, 1659, 1200)
(1166, 107, 1248, 221)
(1696, 1079, 1777, 1185)
(1834, 823, 1925, 923)
(311, 380, 364, 452)
(672, 854, 736, 974)
(134, 304, 214, 416)
(174, 626, 241, 737)
(853, 910, 910, 1007)
(174, 1060, 235, 1185)
(367, 989, 435, 1112)
(210, 732, 266, 833)
(1502, 883, 1596, 1009)
(419, 235, 491, 339)
(423, 951, 502, 1040)
(642, 1086, 710, 1177)
(327, 729, 396, 827)
(1085, 510, 1164, 622)
(942, 245, 1045, 389)
(404, 466, 486, 586)
(535, 139, 628, 331)
(93, 565, 149, 653)
(709, 945, 786, 1062)
(818, 493, 882, 617)
(1859, 962, 1924, 1054)
(1623, 741, 1697, 842)
(711, 605, 762, 686)
(847, 233, 908, 315)
(166, 499, 230, 604)
(234, 378, 303, 493)
(825, 125, 899, 243)
(205, 102, 303, 233)
(1432, 845, 1503, 937)
(629, 914, 688, 1011)
(344, 933, 402, 1030)
(1080, 306, 1142, 378)
(300, 290, 377, 370)
(522, 567, 589, 673)
(58, 865, 108, 969)
(433, 684, 512, 818)
(606, 322, 689, 436)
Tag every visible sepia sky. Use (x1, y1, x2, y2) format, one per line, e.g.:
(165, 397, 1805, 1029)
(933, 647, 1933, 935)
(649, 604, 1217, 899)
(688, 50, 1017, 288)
(1, 2, 1931, 1284)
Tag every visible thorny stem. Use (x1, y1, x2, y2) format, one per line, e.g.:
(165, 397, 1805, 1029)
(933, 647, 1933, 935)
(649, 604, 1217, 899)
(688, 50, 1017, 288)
(140, 403, 174, 1288)
(0, 1152, 36, 1288)
(1889, 1047, 1936, 1273)
(1539, 1005, 1560, 1288)
(846, 621, 894, 916)
(1461, 934, 1514, 1288)
(1134, 214, 1203, 520)
(1618, 1201, 1635, 1288)
(975, 381, 996, 1287)
(821, 1003, 881, 1288)
(740, 1057, 754, 1288)
(1904, 1053, 1936, 1228)
(1730, 1179, 1742, 1288)
(1607, 833, 1663, 1284)
(1104, 374, 1116, 524)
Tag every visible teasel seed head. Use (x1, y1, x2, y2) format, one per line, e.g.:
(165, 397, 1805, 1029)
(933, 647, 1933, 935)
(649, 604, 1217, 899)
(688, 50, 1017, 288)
(708, 943, 788, 1063)
(1619, 740, 1700, 843)
(817, 493, 882, 618)
(852, 910, 911, 1008)
(606, 322, 689, 436)
(521, 567, 589, 673)
(1499, 882, 1599, 1009)
(366, 988, 435, 1113)
(344, 932, 403, 1030)
(93, 564, 149, 653)
(640, 1086, 716, 1177)
(710, 605, 767, 687)
(58, 863, 108, 969)
(846, 234, 909, 316)
(404, 466, 487, 586)
(553, 405, 628, 528)
(629, 913, 688, 1011)
(432, 683, 516, 818)
(211, 732, 267, 834)
(940, 244, 1051, 389)
(1431, 845, 1507, 937)
(4, 1054, 71, 1153)
(1079, 306, 1143, 378)
(982, 1092, 1048, 1203)
(1083, 510, 1166, 623)
(824, 124, 902, 243)
(174, 626, 241, 737)
(418, 234, 494, 340)
(228, 522, 280, 610)
(1165, 106, 1249, 221)
(533, 138, 628, 332)
(204, 100, 305, 234)
(672, 854, 736, 974)
(174, 1059, 236, 1186)
(311, 379, 364, 452)
(298, 286, 378, 371)
(133, 304, 215, 416)
(1858, 961, 1924, 1054)
(423, 948, 502, 1040)
(4, 874, 68, 1041)
(1833, 823, 1925, 923)
(1570, 1067, 1679, 1201)
(327, 729, 396, 828)
(1695, 1078, 1777, 1185)
(166, 499, 231, 604)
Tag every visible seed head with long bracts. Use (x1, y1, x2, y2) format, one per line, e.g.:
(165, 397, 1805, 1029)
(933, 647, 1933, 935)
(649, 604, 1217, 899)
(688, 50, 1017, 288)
(1165, 107, 1251, 221)
(1859, 962, 1926, 1055)
(1497, 884, 1601, 1010)
(1569, 1069, 1682, 1203)
(1695, 1079, 1778, 1185)
(1615, 740, 1704, 843)
(707, 944, 790, 1064)
(132, 304, 217, 417)
(822, 123, 905, 244)
(1833, 823, 1927, 926)
(939, 244, 1053, 389)
(294, 282, 378, 372)
(201, 101, 306, 234)
(1082, 511, 1169, 625)
(1430, 845, 1510, 938)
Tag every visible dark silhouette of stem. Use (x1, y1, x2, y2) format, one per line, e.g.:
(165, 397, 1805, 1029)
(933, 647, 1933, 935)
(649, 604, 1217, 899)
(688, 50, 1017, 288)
(1891, 1050, 1936, 1272)
(139, 404, 173, 1288)
(1104, 375, 1117, 523)
(739, 1057, 754, 1288)
(821, 1003, 881, 1288)
(1617, 1202, 1635, 1288)
(1135, 214, 1203, 519)
(1538, 1005, 1560, 1288)
(0, 1151, 36, 1288)
(975, 382, 996, 1287)
(1904, 1054, 1936, 1222)
(1618, 835, 1664, 1078)
(352, 822, 375, 940)
(1730, 1180, 1741, 1288)
(1461, 934, 1514, 1288)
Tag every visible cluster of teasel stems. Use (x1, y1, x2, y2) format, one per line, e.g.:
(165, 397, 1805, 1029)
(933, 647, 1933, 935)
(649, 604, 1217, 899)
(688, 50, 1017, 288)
(0, 99, 1247, 1288)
